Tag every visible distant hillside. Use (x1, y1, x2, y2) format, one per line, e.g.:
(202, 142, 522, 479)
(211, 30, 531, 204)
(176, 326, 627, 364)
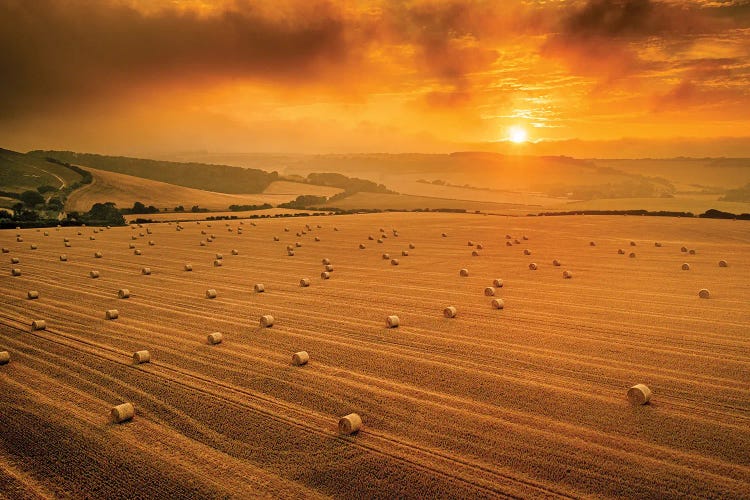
(0, 148, 83, 195)
(28, 150, 280, 194)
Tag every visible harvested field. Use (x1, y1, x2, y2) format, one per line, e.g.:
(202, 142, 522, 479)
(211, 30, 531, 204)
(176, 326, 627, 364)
(1, 213, 749, 498)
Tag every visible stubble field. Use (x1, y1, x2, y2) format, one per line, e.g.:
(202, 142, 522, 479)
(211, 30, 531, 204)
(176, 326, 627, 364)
(1, 213, 749, 498)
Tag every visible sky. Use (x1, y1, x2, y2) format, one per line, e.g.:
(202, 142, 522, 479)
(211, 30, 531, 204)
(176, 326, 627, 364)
(1, 0, 749, 158)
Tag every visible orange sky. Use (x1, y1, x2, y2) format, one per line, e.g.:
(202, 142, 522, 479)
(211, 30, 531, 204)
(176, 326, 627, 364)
(1, 0, 749, 157)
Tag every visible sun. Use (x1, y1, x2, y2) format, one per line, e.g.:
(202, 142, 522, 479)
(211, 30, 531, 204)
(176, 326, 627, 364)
(508, 126, 528, 143)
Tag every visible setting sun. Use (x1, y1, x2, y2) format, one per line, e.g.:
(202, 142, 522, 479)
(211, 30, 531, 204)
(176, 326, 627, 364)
(509, 126, 528, 144)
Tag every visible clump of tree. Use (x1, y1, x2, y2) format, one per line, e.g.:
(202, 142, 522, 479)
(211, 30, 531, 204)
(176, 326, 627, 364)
(174, 205, 185, 212)
(229, 203, 273, 211)
(121, 201, 159, 214)
(66, 202, 126, 226)
(191, 205, 209, 213)
(20, 190, 45, 208)
(278, 195, 328, 209)
(37, 184, 57, 194)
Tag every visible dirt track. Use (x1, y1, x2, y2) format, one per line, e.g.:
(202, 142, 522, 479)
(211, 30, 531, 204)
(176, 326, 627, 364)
(1, 213, 749, 498)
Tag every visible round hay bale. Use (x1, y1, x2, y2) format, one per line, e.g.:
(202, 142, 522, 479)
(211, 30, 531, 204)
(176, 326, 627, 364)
(391, 259, 399, 266)
(630, 241, 636, 246)
(528, 263, 538, 270)
(141, 267, 151, 275)
(231, 249, 239, 255)
(90, 270, 100, 278)
(31, 319, 46, 331)
(552, 259, 561, 266)
(629, 252, 636, 258)
(296, 232, 302, 237)
(467, 241, 474, 246)
(618, 249, 625, 255)
(359, 244, 366, 249)
(215, 253, 223, 260)
(505, 234, 511, 239)
(322, 258, 331, 265)
(139, 232, 144, 237)
(11, 268, 21, 276)
(443, 306, 457, 318)
(64, 237, 70, 242)
(30, 244, 37, 250)
(134, 249, 142, 255)
(698, 288, 710, 299)
(719, 260, 728, 267)
(484, 287, 495, 296)
(214, 259, 223, 266)
(105, 309, 119, 320)
(44, 231, 49, 236)
(207, 332, 223, 345)
(523, 235, 529, 241)
(476, 244, 483, 250)
(590, 241, 596, 247)
(681, 263, 690, 270)
(111, 402, 135, 424)
(681, 246, 688, 252)
(129, 243, 136, 249)
(689, 249, 696, 255)
(382, 253, 390, 260)
(133, 350, 150, 364)
(254, 283, 265, 293)
(491, 298, 504, 309)
(401, 250, 409, 256)
(59, 254, 68, 261)
(206, 289, 217, 299)
(146, 228, 152, 234)
(493, 278, 503, 288)
(1, 247, 8, 253)
(441, 232, 447, 238)
(506, 241, 513, 247)
(339, 413, 362, 435)
(287, 250, 295, 256)
(16, 237, 23, 242)
(27, 290, 39, 299)
(260, 314, 274, 327)
(11, 257, 19, 264)
(523, 249, 531, 255)
(89, 236, 96, 241)
(314, 236, 320, 242)
(368, 235, 374, 240)
(386, 315, 400, 328)
(472, 250, 480, 257)
(184, 263, 193, 271)
(118, 289, 130, 299)
(324, 264, 334, 272)
(273, 236, 280, 241)
(459, 268, 469, 277)
(514, 239, 521, 245)
(0, 351, 9, 365)
(627, 384, 651, 405)
(321, 271, 331, 279)
(295, 242, 302, 248)
(655, 242, 662, 247)
(131, 235, 137, 240)
(334, 227, 339, 231)
(563, 270, 573, 279)
(95, 251, 103, 258)
(377, 238, 383, 244)
(292, 351, 309, 366)
(300, 278, 310, 287)
(409, 243, 415, 249)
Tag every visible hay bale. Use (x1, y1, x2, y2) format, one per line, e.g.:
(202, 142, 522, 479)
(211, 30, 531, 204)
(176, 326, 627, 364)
(90, 270, 100, 279)
(30, 244, 37, 250)
(627, 384, 651, 405)
(484, 287, 495, 296)
(286, 245, 294, 251)
(441, 232, 447, 237)
(655, 242, 662, 247)
(563, 270, 572, 279)
(129, 243, 136, 249)
(491, 298, 504, 309)
(206, 289, 217, 299)
(505, 234, 512, 239)
(590, 241, 596, 246)
(95, 251, 103, 258)
(334, 227, 339, 231)
(382, 253, 390, 260)
(184, 263, 192, 271)
(141, 267, 151, 275)
(215, 253, 224, 260)
(214, 259, 223, 266)
(134, 249, 142, 255)
(689, 249, 696, 255)
(295, 242, 302, 248)
(260, 314, 275, 327)
(409, 243, 415, 249)
(118, 289, 130, 299)
(368, 235, 374, 240)
(681, 246, 688, 252)
(322, 258, 331, 265)
(133, 350, 150, 364)
(618, 249, 625, 255)
(359, 243, 366, 249)
(16, 237, 23, 242)
(401, 250, 409, 256)
(31, 319, 46, 331)
(314, 236, 320, 242)
(681, 263, 690, 270)
(27, 290, 39, 299)
(1, 247, 8, 253)
(11, 257, 19, 264)
(231, 249, 239, 255)
(105, 309, 119, 320)
(476, 244, 483, 250)
(131, 235, 138, 240)
(273, 236, 280, 241)
(719, 260, 728, 267)
(339, 413, 362, 435)
(529, 263, 538, 270)
(0, 351, 9, 365)
(44, 231, 49, 236)
(292, 351, 309, 366)
(443, 306, 457, 318)
(514, 239, 521, 245)
(698, 288, 710, 299)
(523, 249, 531, 255)
(324, 264, 334, 272)
(629, 252, 636, 258)
(467, 241, 474, 246)
(506, 241, 513, 247)
(552, 259, 561, 266)
(11, 268, 21, 276)
(459, 268, 469, 277)
(288, 250, 295, 256)
(321, 271, 331, 279)
(111, 402, 135, 424)
(386, 315, 399, 328)
(391, 259, 399, 266)
(207, 332, 223, 345)
(377, 238, 383, 244)
(523, 235, 529, 241)
(630, 241, 636, 246)
(493, 278, 504, 288)
(254, 283, 265, 293)
(300, 278, 310, 287)
(59, 254, 68, 261)
(90, 236, 96, 241)
(64, 237, 70, 242)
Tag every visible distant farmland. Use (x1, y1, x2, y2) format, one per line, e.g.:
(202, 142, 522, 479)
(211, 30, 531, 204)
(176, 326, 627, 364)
(1, 213, 749, 498)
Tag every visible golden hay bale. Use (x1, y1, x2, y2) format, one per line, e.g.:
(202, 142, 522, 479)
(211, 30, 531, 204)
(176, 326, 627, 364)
(618, 249, 625, 255)
(118, 289, 130, 299)
(95, 251, 103, 258)
(314, 236, 320, 242)
(254, 283, 265, 293)
(401, 250, 409, 256)
(443, 306, 457, 318)
(377, 238, 383, 244)
(11, 268, 21, 276)
(11, 257, 19, 264)
(386, 315, 400, 328)
(467, 241, 474, 246)
(260, 314, 275, 327)
(287, 250, 295, 256)
(286, 244, 294, 251)
(493, 278, 504, 288)
(146, 228, 153, 234)
(292, 351, 309, 366)
(359, 243, 366, 249)
(31, 319, 47, 331)
(514, 239, 521, 245)
(484, 287, 495, 296)
(231, 249, 239, 255)
(552, 259, 561, 267)
(44, 231, 49, 236)
(206, 289, 217, 299)
(523, 249, 531, 255)
(64, 242, 71, 247)
(321, 271, 331, 279)
(142, 267, 151, 275)
(215, 253, 224, 260)
(719, 260, 728, 267)
(409, 243, 415, 249)
(184, 263, 193, 271)
(382, 253, 390, 260)
(627, 384, 651, 405)
(105, 309, 119, 320)
(324, 264, 334, 272)
(476, 244, 483, 250)
(681, 246, 688, 252)
(471, 250, 480, 257)
(339, 413, 362, 435)
(133, 350, 150, 364)
(300, 278, 310, 287)
(630, 241, 636, 246)
(90, 270, 100, 279)
(655, 242, 662, 247)
(391, 259, 399, 266)
(689, 249, 696, 255)
(334, 227, 339, 231)
(681, 263, 690, 270)
(563, 270, 573, 279)
(139, 232, 145, 237)
(528, 263, 538, 270)
(322, 258, 331, 265)
(296, 232, 302, 237)
(59, 254, 68, 261)
(64, 237, 70, 242)
(16, 237, 23, 242)
(590, 241, 596, 247)
(111, 402, 135, 424)
(629, 252, 636, 258)
(131, 235, 138, 240)
(698, 288, 710, 299)
(134, 249, 142, 255)
(27, 290, 39, 299)
(274, 236, 280, 241)
(129, 243, 136, 249)
(207, 332, 223, 345)
(491, 298, 504, 309)
(1, 247, 8, 253)
(295, 242, 302, 248)
(505, 234, 512, 239)
(441, 232, 447, 237)
(30, 244, 37, 250)
(523, 235, 529, 241)
(506, 241, 512, 247)
(89, 236, 96, 241)
(459, 268, 469, 277)
(214, 259, 223, 266)
(368, 235, 374, 240)
(0, 351, 9, 365)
